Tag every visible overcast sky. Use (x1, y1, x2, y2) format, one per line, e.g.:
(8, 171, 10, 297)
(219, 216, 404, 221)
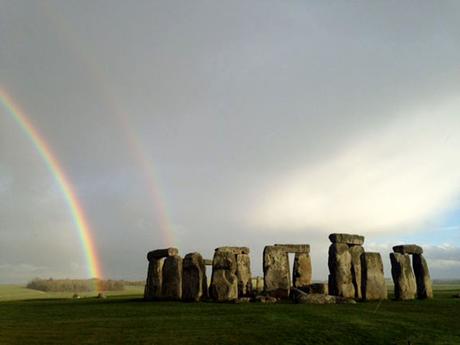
(1, 0, 460, 283)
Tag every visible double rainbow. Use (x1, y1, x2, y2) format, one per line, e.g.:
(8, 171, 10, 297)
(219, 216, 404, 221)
(0, 88, 102, 280)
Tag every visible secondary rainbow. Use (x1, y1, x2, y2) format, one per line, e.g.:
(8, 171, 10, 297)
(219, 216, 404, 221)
(0, 88, 103, 281)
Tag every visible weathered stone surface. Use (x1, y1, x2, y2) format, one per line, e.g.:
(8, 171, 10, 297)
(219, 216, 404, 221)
(255, 295, 278, 304)
(236, 254, 252, 297)
(182, 252, 208, 302)
(147, 248, 179, 261)
(293, 252, 312, 289)
(349, 245, 364, 299)
(328, 243, 355, 298)
(263, 246, 290, 298)
(274, 244, 310, 253)
(413, 254, 433, 299)
(393, 244, 423, 255)
(291, 288, 336, 304)
(210, 250, 238, 302)
(215, 246, 250, 254)
(329, 233, 364, 245)
(162, 255, 183, 300)
(300, 283, 328, 295)
(361, 252, 387, 301)
(390, 253, 416, 300)
(144, 258, 163, 300)
(203, 259, 213, 266)
(212, 250, 237, 272)
(252, 276, 264, 293)
(210, 269, 238, 302)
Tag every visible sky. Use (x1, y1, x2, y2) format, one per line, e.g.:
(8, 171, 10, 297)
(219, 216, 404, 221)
(1, 0, 460, 283)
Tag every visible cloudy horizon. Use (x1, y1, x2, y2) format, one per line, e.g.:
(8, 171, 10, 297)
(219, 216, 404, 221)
(1, 0, 460, 284)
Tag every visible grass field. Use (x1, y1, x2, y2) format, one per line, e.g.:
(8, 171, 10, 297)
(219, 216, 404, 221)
(0, 285, 459, 345)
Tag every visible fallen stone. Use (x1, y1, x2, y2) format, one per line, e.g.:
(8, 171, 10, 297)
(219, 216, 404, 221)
(328, 243, 355, 298)
(291, 288, 336, 304)
(390, 252, 416, 300)
(263, 246, 291, 298)
(412, 254, 433, 299)
(182, 252, 208, 302)
(236, 253, 252, 297)
(235, 297, 252, 304)
(215, 246, 250, 255)
(392, 244, 423, 255)
(329, 233, 365, 245)
(349, 245, 364, 299)
(293, 252, 312, 289)
(144, 258, 164, 300)
(255, 295, 278, 304)
(361, 252, 387, 301)
(162, 255, 183, 300)
(147, 248, 179, 261)
(96, 292, 106, 299)
(274, 244, 310, 253)
(335, 297, 357, 304)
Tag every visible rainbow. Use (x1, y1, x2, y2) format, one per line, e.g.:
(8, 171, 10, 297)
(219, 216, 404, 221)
(0, 88, 103, 282)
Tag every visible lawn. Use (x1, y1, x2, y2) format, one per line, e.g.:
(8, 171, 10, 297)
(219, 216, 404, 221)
(0, 285, 459, 345)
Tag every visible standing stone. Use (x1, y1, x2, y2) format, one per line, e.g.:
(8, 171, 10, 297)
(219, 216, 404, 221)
(390, 252, 416, 300)
(236, 254, 252, 297)
(263, 246, 291, 298)
(182, 252, 208, 302)
(162, 255, 183, 300)
(210, 250, 238, 302)
(361, 252, 387, 301)
(144, 258, 164, 300)
(293, 252, 312, 289)
(349, 246, 364, 299)
(413, 254, 433, 299)
(328, 243, 355, 298)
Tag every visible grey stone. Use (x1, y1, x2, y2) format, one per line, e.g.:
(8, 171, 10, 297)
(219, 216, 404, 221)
(293, 252, 312, 289)
(393, 244, 423, 255)
(210, 269, 238, 302)
(210, 250, 238, 302)
(263, 246, 290, 298)
(162, 255, 183, 300)
(328, 243, 355, 298)
(182, 252, 208, 302)
(274, 244, 310, 253)
(147, 248, 179, 261)
(349, 245, 364, 299)
(255, 295, 278, 304)
(291, 288, 336, 304)
(361, 252, 387, 301)
(413, 254, 433, 299)
(215, 246, 250, 255)
(390, 252, 416, 300)
(236, 254, 252, 297)
(329, 233, 365, 245)
(144, 258, 163, 300)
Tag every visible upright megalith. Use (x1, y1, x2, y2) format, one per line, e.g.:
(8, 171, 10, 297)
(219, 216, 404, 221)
(263, 246, 291, 298)
(328, 233, 365, 299)
(412, 253, 433, 299)
(349, 245, 364, 299)
(361, 252, 387, 301)
(182, 252, 208, 302)
(162, 255, 183, 300)
(210, 247, 251, 302)
(328, 243, 354, 298)
(144, 247, 179, 300)
(390, 252, 416, 300)
(293, 252, 312, 289)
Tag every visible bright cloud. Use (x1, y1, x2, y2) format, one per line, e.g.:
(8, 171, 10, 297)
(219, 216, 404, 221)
(252, 97, 460, 233)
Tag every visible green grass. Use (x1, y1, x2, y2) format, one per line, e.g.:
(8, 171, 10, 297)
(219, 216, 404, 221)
(0, 285, 459, 344)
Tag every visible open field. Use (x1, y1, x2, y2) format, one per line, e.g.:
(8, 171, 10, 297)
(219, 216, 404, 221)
(0, 284, 459, 345)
